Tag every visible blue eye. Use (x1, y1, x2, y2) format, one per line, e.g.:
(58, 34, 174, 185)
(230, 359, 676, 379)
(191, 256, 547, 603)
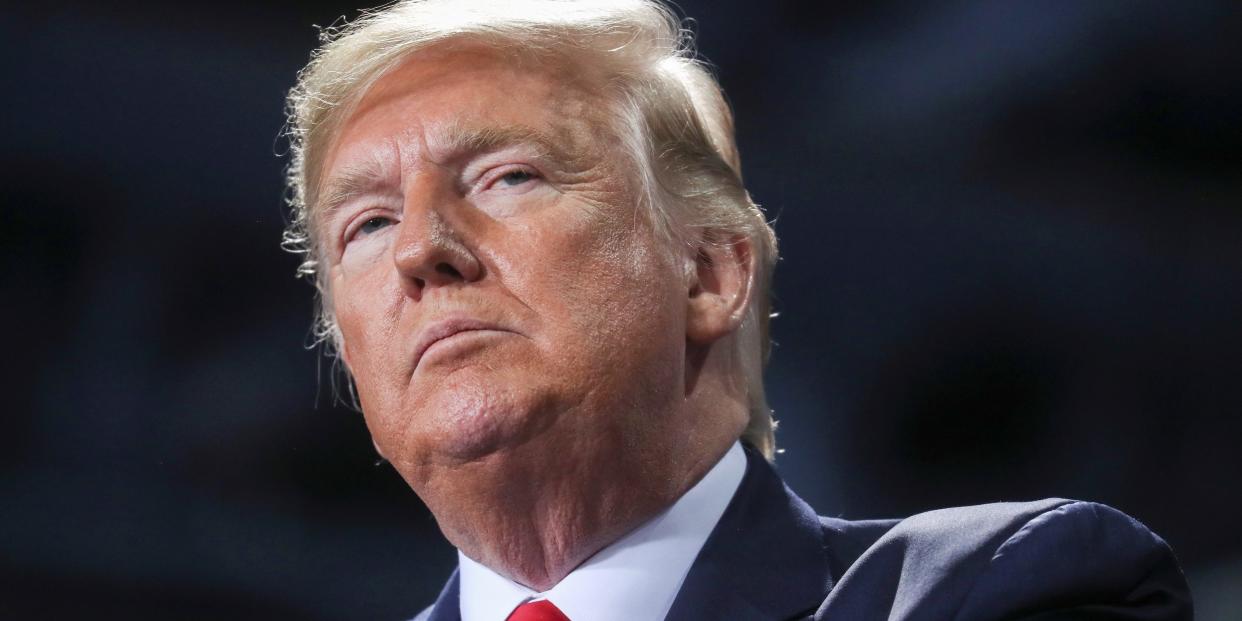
(357, 216, 393, 237)
(498, 170, 535, 187)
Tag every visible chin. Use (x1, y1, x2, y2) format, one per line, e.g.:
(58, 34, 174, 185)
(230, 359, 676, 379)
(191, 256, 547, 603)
(392, 370, 559, 467)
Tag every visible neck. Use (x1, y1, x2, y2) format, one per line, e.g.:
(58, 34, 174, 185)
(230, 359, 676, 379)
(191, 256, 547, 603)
(426, 406, 744, 591)
(445, 438, 734, 589)
(416, 347, 750, 590)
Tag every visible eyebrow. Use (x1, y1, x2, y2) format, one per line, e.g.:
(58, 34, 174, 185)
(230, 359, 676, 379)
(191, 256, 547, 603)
(440, 124, 560, 162)
(316, 123, 571, 221)
(317, 158, 390, 223)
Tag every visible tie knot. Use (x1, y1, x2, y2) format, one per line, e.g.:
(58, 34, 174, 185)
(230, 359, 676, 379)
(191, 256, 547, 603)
(506, 599, 571, 621)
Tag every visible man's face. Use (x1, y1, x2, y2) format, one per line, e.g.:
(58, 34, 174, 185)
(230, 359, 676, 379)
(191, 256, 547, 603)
(319, 47, 691, 491)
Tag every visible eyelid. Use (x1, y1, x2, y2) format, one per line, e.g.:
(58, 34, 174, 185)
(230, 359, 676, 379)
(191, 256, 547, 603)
(341, 208, 399, 246)
(476, 163, 541, 193)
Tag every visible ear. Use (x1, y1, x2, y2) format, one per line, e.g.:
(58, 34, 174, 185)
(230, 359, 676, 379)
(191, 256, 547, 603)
(686, 232, 756, 345)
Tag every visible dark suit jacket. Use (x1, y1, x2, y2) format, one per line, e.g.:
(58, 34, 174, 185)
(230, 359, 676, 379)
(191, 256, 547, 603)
(414, 446, 1192, 620)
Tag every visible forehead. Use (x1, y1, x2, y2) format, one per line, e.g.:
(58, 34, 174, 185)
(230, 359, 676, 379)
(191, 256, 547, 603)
(321, 44, 618, 182)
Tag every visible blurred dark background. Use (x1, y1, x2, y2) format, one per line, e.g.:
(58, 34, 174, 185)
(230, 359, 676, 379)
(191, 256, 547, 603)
(3, 1, 1240, 619)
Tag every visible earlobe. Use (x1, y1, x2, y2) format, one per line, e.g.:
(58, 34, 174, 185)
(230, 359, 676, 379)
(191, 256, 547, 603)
(686, 233, 755, 345)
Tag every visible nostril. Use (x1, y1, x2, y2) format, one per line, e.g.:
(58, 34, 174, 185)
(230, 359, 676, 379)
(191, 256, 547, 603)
(435, 263, 463, 280)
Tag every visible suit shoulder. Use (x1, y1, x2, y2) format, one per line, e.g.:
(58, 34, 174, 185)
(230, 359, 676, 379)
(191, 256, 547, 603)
(817, 499, 1191, 620)
(952, 500, 1192, 620)
(884, 498, 1180, 580)
(888, 497, 1074, 543)
(826, 498, 1073, 578)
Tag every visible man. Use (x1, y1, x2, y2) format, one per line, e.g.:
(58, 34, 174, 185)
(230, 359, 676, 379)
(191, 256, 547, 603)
(282, 1, 1192, 619)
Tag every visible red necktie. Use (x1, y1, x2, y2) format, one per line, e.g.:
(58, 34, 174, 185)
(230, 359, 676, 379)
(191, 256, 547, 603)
(506, 599, 571, 621)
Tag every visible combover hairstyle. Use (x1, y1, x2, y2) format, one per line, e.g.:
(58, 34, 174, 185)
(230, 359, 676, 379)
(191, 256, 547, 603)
(282, 0, 780, 458)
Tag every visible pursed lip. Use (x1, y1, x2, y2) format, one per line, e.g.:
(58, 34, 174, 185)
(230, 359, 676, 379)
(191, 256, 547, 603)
(411, 317, 514, 372)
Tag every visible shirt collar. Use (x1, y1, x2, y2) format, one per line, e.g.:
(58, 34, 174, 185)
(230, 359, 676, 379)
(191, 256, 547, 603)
(458, 441, 747, 621)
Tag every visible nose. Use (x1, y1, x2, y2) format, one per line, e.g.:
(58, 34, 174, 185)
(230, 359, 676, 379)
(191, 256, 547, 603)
(392, 191, 482, 299)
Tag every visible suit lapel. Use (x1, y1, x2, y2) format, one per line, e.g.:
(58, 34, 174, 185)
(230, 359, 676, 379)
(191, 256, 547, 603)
(665, 446, 834, 621)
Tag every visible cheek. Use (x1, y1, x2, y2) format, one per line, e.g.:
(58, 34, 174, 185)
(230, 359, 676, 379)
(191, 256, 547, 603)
(523, 208, 684, 361)
(339, 234, 391, 276)
(331, 269, 403, 385)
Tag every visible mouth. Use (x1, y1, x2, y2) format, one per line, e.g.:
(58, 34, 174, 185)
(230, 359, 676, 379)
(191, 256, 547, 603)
(412, 317, 515, 372)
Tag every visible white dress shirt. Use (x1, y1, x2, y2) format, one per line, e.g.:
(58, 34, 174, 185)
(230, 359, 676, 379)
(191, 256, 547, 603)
(458, 441, 747, 621)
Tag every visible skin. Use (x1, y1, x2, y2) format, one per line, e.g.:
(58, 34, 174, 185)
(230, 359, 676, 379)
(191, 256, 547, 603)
(319, 44, 756, 590)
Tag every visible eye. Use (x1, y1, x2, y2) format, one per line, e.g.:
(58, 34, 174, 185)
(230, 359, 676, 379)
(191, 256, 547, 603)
(498, 169, 535, 186)
(347, 215, 395, 242)
(484, 166, 540, 191)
